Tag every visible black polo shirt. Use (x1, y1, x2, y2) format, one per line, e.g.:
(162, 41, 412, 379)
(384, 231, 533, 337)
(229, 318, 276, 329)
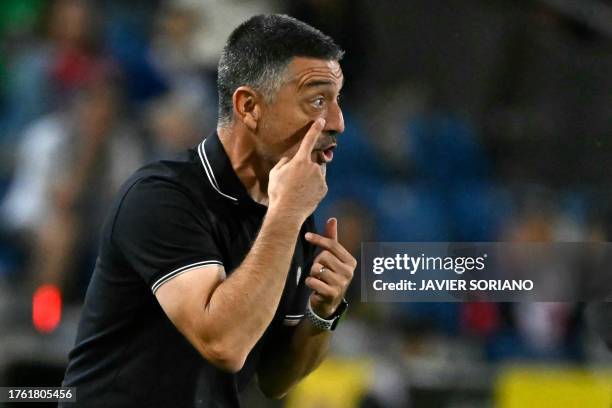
(61, 132, 316, 407)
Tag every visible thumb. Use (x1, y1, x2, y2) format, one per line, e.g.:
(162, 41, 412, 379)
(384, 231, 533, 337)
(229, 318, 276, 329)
(324, 217, 338, 241)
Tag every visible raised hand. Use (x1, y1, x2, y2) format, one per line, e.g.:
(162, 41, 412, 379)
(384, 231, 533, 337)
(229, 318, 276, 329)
(305, 218, 356, 318)
(268, 118, 328, 222)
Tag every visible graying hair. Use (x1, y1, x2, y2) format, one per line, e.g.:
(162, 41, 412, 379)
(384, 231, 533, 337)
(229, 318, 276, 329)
(215, 14, 344, 128)
(217, 61, 290, 128)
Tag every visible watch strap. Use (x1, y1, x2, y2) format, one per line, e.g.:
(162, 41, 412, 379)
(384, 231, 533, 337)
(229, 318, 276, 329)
(305, 298, 348, 331)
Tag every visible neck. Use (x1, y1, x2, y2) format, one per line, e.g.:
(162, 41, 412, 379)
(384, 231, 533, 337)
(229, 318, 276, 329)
(217, 125, 272, 206)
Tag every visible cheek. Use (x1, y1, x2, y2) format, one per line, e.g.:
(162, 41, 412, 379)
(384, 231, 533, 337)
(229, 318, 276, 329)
(263, 114, 310, 154)
(283, 119, 315, 155)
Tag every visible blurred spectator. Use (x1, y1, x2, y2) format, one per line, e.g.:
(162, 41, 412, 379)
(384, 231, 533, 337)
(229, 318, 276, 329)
(145, 91, 207, 159)
(1, 67, 146, 299)
(148, 3, 217, 136)
(179, 0, 275, 68)
(1, 0, 103, 145)
(106, 2, 217, 132)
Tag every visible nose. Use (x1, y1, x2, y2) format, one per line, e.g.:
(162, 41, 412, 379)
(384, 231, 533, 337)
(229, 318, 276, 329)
(324, 100, 344, 136)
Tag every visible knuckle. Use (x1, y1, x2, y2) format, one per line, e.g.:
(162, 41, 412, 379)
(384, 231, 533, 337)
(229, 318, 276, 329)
(346, 274, 353, 284)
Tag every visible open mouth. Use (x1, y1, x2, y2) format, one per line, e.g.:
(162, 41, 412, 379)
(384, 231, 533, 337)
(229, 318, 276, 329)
(315, 144, 337, 164)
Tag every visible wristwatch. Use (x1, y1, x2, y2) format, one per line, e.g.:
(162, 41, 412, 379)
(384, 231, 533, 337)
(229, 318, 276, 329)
(306, 298, 349, 331)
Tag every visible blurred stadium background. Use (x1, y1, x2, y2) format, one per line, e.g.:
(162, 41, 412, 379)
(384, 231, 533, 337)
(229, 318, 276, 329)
(0, 0, 612, 407)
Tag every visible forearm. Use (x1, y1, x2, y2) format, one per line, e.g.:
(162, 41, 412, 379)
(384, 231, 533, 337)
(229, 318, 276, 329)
(200, 207, 303, 358)
(257, 319, 332, 399)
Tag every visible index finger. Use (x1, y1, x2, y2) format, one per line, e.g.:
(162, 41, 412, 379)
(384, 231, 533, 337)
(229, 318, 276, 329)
(296, 118, 325, 160)
(323, 217, 338, 241)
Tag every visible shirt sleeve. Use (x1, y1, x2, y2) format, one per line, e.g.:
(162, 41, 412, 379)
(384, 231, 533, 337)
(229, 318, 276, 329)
(110, 177, 223, 293)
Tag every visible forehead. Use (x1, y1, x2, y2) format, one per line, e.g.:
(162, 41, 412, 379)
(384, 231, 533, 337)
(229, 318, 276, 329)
(285, 57, 343, 90)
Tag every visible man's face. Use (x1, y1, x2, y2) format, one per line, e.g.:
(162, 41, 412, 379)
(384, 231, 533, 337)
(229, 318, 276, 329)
(255, 57, 345, 169)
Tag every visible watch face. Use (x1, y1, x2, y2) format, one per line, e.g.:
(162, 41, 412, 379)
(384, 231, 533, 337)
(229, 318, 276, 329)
(330, 299, 348, 331)
(330, 316, 340, 331)
(336, 299, 348, 315)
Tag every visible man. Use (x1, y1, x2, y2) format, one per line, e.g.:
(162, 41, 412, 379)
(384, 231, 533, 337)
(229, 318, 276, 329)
(61, 14, 355, 407)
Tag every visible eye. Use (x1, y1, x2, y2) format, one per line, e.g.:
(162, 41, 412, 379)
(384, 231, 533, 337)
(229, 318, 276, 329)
(311, 97, 325, 109)
(336, 93, 342, 103)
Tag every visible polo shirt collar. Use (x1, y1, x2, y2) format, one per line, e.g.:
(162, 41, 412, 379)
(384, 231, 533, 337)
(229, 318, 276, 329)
(197, 132, 267, 212)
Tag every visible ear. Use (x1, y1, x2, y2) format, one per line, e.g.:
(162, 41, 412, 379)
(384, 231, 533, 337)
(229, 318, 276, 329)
(232, 86, 262, 131)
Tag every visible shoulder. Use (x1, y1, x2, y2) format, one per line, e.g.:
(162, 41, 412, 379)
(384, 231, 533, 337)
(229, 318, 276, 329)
(116, 150, 206, 209)
(104, 149, 217, 242)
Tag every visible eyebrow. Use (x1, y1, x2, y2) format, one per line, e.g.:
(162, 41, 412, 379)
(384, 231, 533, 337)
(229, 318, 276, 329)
(302, 80, 335, 89)
(300, 77, 345, 91)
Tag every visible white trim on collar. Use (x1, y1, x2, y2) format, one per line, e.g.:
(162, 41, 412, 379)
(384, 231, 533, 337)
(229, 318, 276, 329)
(198, 139, 238, 202)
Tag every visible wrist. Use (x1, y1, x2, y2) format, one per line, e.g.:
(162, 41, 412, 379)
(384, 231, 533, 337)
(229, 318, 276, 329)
(267, 203, 307, 227)
(310, 302, 336, 319)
